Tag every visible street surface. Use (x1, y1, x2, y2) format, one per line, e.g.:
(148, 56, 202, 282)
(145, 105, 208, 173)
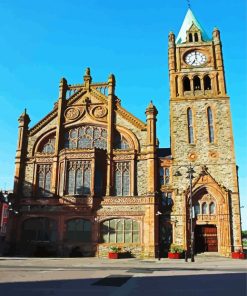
(0, 255, 246, 296)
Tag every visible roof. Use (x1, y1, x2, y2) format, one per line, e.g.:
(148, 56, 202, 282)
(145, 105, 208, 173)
(176, 8, 210, 44)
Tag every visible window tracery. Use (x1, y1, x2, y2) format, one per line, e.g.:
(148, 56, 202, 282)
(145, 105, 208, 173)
(114, 162, 130, 196)
(39, 138, 55, 154)
(37, 164, 52, 197)
(66, 161, 91, 195)
(66, 219, 92, 242)
(114, 132, 130, 149)
(101, 218, 140, 243)
(65, 126, 107, 150)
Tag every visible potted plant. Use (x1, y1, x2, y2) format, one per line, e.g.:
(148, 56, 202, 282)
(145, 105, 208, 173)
(231, 249, 246, 259)
(168, 244, 184, 259)
(108, 246, 121, 259)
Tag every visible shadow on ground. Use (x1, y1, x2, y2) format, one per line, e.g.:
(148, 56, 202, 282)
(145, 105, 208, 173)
(0, 273, 246, 296)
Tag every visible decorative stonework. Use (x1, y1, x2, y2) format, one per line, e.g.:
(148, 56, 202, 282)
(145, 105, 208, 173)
(92, 106, 108, 118)
(65, 107, 81, 121)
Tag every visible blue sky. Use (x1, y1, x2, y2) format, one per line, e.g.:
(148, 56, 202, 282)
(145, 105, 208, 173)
(0, 0, 246, 228)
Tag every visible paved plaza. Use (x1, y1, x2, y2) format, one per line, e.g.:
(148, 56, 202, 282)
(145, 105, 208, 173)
(0, 256, 246, 296)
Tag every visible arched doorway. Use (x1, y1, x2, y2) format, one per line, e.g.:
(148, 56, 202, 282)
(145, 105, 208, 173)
(195, 225, 218, 253)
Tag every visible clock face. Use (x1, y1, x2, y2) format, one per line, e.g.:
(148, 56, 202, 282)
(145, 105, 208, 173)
(185, 51, 207, 66)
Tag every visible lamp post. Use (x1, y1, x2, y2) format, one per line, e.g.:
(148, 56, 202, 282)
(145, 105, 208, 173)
(174, 164, 195, 262)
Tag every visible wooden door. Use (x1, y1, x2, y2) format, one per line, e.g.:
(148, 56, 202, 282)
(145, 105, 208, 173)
(195, 225, 218, 253)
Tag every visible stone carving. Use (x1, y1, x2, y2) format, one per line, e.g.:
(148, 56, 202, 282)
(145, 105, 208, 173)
(65, 107, 80, 120)
(92, 106, 108, 118)
(102, 196, 154, 205)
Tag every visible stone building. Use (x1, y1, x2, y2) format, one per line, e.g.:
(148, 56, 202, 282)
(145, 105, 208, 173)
(7, 8, 242, 258)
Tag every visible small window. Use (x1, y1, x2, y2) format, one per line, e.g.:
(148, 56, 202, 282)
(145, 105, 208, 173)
(207, 107, 214, 143)
(161, 192, 173, 208)
(194, 33, 199, 42)
(165, 168, 170, 185)
(187, 108, 194, 144)
(189, 33, 193, 42)
(193, 76, 201, 90)
(159, 168, 164, 186)
(209, 202, 215, 214)
(204, 75, 211, 90)
(194, 202, 200, 216)
(202, 202, 207, 214)
(183, 76, 191, 91)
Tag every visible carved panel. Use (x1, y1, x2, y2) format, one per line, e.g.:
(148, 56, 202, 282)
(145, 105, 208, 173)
(102, 196, 155, 205)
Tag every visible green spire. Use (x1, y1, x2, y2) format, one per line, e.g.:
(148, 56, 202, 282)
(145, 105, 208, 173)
(176, 8, 210, 44)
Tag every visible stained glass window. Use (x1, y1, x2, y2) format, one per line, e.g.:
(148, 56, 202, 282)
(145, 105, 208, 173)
(100, 219, 140, 243)
(114, 132, 130, 149)
(66, 219, 92, 242)
(207, 107, 214, 143)
(65, 126, 107, 150)
(66, 161, 91, 195)
(114, 162, 130, 196)
(187, 108, 194, 144)
(41, 138, 55, 154)
(37, 164, 52, 197)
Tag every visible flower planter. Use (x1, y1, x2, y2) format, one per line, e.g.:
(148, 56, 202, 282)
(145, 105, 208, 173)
(108, 252, 119, 259)
(231, 252, 246, 259)
(168, 252, 181, 259)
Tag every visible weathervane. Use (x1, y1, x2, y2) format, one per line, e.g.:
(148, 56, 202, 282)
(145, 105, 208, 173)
(187, 0, 191, 8)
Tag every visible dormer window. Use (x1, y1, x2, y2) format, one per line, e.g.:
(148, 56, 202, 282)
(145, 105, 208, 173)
(189, 33, 193, 42)
(194, 32, 199, 42)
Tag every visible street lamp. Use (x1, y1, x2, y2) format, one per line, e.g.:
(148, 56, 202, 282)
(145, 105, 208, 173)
(174, 164, 195, 262)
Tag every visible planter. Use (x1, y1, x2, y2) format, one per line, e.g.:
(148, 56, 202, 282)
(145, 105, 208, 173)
(108, 252, 119, 259)
(231, 252, 246, 259)
(168, 252, 181, 259)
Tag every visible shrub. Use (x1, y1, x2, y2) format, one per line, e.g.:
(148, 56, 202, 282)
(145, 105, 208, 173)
(169, 244, 184, 254)
(109, 246, 121, 253)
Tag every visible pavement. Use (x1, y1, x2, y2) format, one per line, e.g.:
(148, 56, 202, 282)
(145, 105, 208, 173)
(0, 255, 246, 295)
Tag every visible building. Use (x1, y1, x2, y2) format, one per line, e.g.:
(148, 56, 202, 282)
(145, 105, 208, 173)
(6, 9, 242, 258)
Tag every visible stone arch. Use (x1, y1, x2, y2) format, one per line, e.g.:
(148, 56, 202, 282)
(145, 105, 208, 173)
(32, 129, 56, 156)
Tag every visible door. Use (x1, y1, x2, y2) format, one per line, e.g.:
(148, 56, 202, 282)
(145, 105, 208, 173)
(195, 225, 218, 253)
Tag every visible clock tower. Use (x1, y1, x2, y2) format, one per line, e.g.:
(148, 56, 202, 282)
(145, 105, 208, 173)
(169, 9, 242, 256)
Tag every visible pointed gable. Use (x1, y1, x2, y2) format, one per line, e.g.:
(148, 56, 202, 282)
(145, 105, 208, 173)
(176, 8, 210, 44)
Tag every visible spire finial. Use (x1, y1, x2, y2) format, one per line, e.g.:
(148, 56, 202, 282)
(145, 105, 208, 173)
(187, 0, 191, 9)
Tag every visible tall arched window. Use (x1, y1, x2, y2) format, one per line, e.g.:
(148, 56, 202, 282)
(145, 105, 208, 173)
(202, 202, 207, 214)
(66, 219, 92, 242)
(193, 76, 201, 90)
(37, 164, 52, 197)
(183, 76, 191, 91)
(114, 162, 130, 196)
(187, 108, 194, 144)
(209, 202, 216, 214)
(207, 107, 214, 143)
(194, 33, 199, 42)
(189, 33, 193, 42)
(101, 218, 140, 243)
(21, 218, 57, 242)
(66, 161, 91, 195)
(204, 75, 211, 90)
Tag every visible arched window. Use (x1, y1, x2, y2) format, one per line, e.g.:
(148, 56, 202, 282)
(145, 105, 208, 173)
(39, 138, 55, 154)
(187, 108, 194, 144)
(65, 126, 107, 150)
(209, 202, 216, 214)
(21, 218, 57, 242)
(204, 75, 211, 90)
(183, 76, 191, 91)
(165, 168, 170, 185)
(114, 132, 130, 149)
(101, 218, 140, 243)
(202, 202, 207, 214)
(207, 107, 214, 143)
(114, 162, 130, 196)
(194, 33, 199, 42)
(189, 33, 193, 42)
(194, 202, 200, 216)
(37, 164, 52, 197)
(66, 219, 92, 242)
(193, 76, 201, 90)
(66, 161, 91, 195)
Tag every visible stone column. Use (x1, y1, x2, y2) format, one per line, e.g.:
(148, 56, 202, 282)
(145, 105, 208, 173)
(14, 109, 30, 196)
(51, 77, 67, 195)
(106, 74, 115, 196)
